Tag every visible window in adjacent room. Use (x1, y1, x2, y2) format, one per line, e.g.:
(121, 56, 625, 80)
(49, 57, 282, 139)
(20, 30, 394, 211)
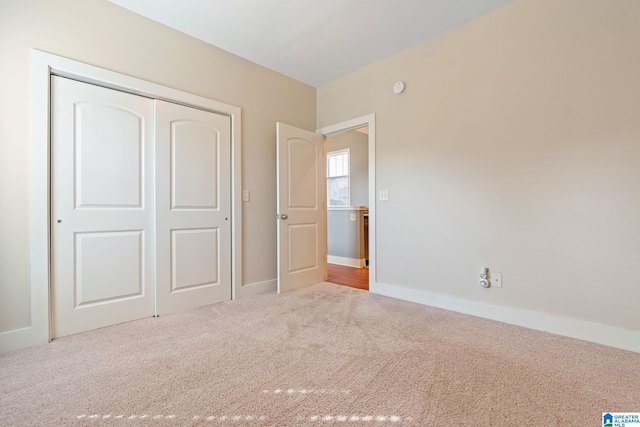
(327, 149, 350, 207)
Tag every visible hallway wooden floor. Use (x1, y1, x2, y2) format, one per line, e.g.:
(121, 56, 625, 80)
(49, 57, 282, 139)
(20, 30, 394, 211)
(327, 264, 369, 290)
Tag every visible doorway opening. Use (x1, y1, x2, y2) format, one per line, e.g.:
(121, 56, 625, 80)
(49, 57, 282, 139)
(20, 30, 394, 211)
(317, 115, 375, 292)
(325, 127, 369, 290)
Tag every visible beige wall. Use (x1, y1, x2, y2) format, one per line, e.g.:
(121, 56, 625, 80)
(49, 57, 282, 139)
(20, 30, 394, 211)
(318, 0, 640, 331)
(0, 0, 315, 333)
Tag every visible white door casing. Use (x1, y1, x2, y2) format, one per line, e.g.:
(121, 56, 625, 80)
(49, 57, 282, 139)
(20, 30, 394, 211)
(1, 50, 242, 354)
(276, 122, 326, 293)
(51, 76, 155, 338)
(155, 100, 232, 315)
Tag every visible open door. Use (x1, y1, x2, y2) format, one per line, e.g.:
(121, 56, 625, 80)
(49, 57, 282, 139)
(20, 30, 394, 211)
(276, 122, 326, 293)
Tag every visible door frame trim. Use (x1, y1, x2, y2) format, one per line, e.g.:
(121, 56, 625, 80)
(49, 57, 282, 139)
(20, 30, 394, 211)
(317, 114, 376, 289)
(19, 49, 242, 349)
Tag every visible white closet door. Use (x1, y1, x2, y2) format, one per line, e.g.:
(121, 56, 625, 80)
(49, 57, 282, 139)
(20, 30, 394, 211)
(155, 100, 232, 315)
(51, 76, 155, 338)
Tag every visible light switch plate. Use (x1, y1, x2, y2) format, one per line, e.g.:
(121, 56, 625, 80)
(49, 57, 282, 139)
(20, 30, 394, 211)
(491, 273, 502, 288)
(242, 190, 250, 202)
(379, 190, 389, 201)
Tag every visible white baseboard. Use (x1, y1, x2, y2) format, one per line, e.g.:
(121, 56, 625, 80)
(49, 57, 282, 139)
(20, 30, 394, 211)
(0, 326, 47, 354)
(371, 281, 640, 354)
(327, 255, 366, 268)
(235, 279, 277, 299)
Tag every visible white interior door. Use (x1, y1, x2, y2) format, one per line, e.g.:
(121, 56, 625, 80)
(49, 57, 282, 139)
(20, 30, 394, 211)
(276, 122, 326, 293)
(51, 76, 155, 338)
(155, 100, 232, 315)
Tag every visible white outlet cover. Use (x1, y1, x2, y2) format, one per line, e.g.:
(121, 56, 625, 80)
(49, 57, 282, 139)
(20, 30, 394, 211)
(379, 190, 389, 201)
(491, 273, 502, 288)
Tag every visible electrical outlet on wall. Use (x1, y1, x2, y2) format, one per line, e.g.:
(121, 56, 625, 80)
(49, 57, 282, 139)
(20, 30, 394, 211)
(350, 213, 356, 221)
(379, 190, 389, 201)
(491, 273, 502, 288)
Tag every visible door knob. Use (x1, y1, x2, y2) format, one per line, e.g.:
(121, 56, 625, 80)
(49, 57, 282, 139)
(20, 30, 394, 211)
(280, 214, 288, 220)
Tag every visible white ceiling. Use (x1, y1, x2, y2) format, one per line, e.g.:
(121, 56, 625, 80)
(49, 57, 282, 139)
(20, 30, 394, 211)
(107, 0, 517, 87)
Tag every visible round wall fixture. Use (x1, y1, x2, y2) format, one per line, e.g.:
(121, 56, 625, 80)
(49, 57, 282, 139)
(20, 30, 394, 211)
(393, 81, 405, 94)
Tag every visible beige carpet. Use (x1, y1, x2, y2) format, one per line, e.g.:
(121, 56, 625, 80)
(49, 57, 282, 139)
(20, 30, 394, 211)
(1, 282, 638, 426)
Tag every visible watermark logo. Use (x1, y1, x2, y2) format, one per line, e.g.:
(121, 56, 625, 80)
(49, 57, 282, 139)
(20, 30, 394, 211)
(604, 413, 614, 427)
(603, 412, 640, 427)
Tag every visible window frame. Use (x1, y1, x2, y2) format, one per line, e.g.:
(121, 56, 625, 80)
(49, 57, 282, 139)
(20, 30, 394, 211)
(326, 148, 351, 207)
